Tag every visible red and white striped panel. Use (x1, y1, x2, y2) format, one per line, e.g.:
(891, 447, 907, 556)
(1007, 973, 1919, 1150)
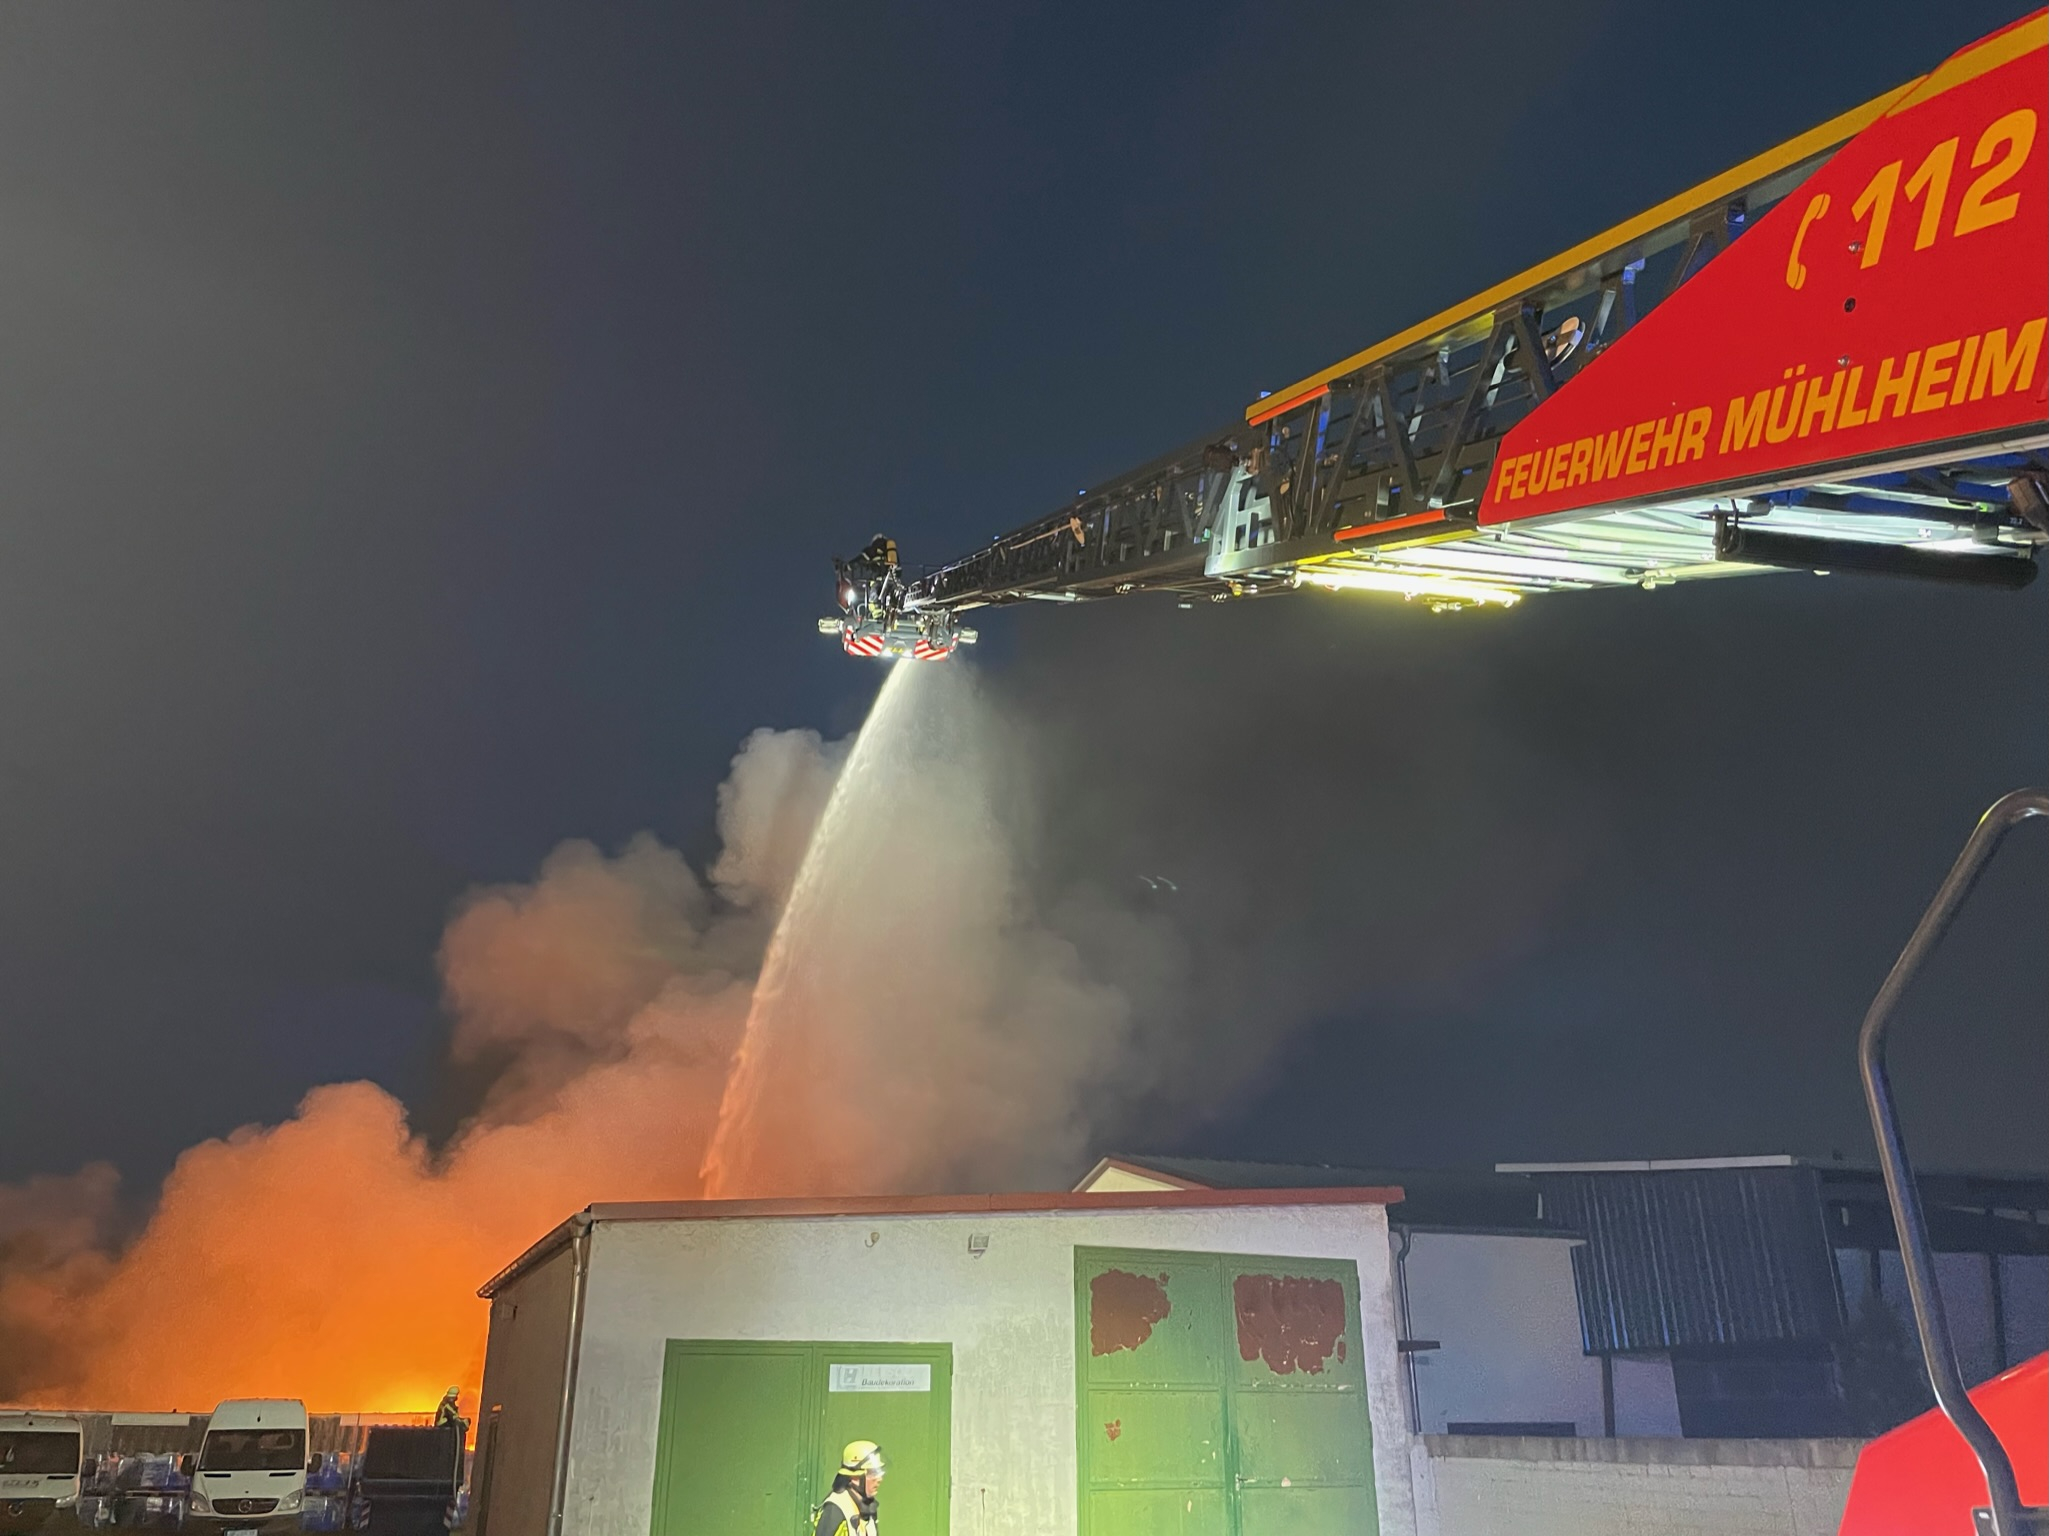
(843, 632, 886, 657)
(910, 639, 952, 661)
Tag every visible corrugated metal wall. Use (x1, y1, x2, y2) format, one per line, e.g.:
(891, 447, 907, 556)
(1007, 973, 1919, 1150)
(1537, 1168, 1842, 1353)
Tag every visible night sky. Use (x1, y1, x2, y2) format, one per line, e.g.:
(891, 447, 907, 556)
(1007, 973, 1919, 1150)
(0, 1, 2040, 1195)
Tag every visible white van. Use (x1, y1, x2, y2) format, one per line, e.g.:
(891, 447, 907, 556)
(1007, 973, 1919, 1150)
(0, 1412, 82, 1534)
(186, 1400, 310, 1534)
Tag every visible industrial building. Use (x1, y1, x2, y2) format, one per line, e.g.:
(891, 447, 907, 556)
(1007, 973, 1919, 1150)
(468, 1155, 2045, 1536)
(1080, 1155, 2049, 1440)
(470, 1187, 1416, 1536)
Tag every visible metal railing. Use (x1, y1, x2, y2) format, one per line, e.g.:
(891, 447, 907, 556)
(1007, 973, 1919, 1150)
(1857, 788, 2049, 1536)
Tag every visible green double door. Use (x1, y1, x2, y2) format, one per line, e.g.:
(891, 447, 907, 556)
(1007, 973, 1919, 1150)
(1076, 1247, 1376, 1536)
(650, 1340, 952, 1536)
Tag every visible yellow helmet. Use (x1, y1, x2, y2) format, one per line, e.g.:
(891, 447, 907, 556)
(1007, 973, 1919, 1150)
(839, 1441, 885, 1479)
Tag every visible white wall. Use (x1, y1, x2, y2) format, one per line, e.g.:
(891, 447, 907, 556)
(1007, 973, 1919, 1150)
(558, 1202, 1415, 1536)
(1399, 1231, 1605, 1436)
(1410, 1435, 1860, 1536)
(1610, 1354, 1683, 1438)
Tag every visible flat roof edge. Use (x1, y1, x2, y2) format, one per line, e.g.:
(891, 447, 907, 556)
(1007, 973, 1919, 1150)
(585, 1185, 1403, 1224)
(478, 1186, 1401, 1298)
(477, 1211, 592, 1300)
(1496, 1156, 1798, 1173)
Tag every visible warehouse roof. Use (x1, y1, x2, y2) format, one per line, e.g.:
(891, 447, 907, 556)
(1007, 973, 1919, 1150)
(1081, 1153, 2049, 1242)
(1078, 1155, 1570, 1235)
(1082, 1154, 2049, 1359)
(478, 1182, 1404, 1298)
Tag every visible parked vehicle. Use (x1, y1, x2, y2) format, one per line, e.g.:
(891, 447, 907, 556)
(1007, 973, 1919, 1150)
(0, 1413, 82, 1534)
(184, 1402, 311, 1535)
(353, 1428, 462, 1536)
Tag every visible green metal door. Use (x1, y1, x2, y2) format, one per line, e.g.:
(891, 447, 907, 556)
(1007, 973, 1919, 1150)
(649, 1340, 952, 1536)
(1076, 1249, 1375, 1536)
(650, 1342, 811, 1535)
(1076, 1250, 1229, 1536)
(810, 1346, 952, 1536)
(1223, 1257, 1376, 1536)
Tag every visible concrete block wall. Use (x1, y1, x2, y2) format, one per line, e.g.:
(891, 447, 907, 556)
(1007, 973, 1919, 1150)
(1409, 1434, 1863, 1536)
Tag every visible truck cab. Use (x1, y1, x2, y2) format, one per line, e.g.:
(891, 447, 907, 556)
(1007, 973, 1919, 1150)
(186, 1400, 311, 1534)
(0, 1413, 81, 1534)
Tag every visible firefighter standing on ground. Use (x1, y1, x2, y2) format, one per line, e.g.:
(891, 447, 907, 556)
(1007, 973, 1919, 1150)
(814, 1442, 884, 1536)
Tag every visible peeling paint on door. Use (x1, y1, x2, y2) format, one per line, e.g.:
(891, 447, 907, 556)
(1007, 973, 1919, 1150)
(1088, 1269, 1171, 1356)
(1080, 1249, 1375, 1536)
(1232, 1272, 1347, 1376)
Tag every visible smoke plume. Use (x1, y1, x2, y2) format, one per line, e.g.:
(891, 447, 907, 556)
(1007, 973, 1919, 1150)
(0, 668, 1208, 1409)
(0, 720, 845, 1410)
(0, 623, 1578, 1413)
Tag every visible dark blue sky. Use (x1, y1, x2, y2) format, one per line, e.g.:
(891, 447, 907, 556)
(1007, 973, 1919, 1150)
(0, 0, 2038, 1187)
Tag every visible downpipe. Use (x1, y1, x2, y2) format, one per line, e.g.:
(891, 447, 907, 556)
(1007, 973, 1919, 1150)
(546, 1215, 595, 1536)
(1393, 1226, 1421, 1436)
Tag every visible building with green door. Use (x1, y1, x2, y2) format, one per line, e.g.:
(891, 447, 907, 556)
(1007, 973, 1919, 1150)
(472, 1185, 1416, 1536)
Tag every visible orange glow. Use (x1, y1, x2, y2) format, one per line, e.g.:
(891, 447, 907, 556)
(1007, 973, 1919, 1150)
(0, 1066, 737, 1414)
(0, 732, 816, 1414)
(2, 676, 1149, 1412)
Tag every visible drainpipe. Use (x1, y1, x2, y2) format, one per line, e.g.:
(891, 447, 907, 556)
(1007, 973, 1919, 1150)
(1985, 1210, 2008, 1372)
(1393, 1225, 1420, 1434)
(546, 1214, 595, 1536)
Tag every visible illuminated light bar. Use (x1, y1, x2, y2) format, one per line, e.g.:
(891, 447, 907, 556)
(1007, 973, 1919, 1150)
(1297, 567, 1522, 607)
(1389, 547, 1640, 586)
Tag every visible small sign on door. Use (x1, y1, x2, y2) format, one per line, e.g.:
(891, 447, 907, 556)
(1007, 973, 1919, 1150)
(829, 1363, 931, 1392)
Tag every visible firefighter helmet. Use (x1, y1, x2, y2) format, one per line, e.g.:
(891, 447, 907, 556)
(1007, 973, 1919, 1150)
(839, 1441, 885, 1479)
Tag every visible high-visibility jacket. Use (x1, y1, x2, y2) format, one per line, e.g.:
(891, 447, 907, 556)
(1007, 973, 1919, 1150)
(814, 1488, 876, 1536)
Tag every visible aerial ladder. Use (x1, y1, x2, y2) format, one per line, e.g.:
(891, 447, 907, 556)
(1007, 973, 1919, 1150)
(815, 12, 2049, 1532)
(821, 8, 2046, 654)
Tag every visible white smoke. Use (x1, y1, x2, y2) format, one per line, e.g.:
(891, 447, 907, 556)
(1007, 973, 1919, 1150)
(0, 641, 1578, 1409)
(703, 663, 1157, 1196)
(0, 676, 1188, 1404)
